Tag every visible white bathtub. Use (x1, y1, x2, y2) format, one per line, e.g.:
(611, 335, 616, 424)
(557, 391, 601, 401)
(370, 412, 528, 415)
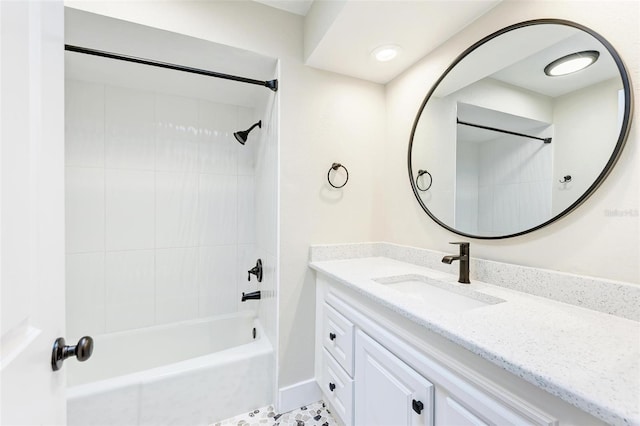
(67, 312, 273, 426)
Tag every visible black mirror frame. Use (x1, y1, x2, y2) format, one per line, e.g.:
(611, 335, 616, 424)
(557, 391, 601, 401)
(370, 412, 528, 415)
(408, 19, 634, 240)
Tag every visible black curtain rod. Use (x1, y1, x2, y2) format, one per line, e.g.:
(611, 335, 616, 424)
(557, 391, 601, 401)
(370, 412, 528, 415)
(456, 119, 551, 143)
(65, 44, 278, 92)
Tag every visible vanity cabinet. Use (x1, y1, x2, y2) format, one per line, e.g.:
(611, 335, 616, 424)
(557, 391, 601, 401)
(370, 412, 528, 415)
(355, 330, 434, 426)
(313, 274, 592, 426)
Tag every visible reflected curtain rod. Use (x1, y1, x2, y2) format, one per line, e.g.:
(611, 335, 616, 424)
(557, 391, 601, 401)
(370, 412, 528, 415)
(65, 44, 278, 92)
(456, 118, 551, 143)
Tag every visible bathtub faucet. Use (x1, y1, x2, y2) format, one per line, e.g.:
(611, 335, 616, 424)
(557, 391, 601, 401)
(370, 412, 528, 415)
(241, 291, 261, 302)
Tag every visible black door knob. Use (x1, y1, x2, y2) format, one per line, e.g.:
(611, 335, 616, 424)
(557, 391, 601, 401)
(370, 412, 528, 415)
(412, 399, 424, 414)
(51, 336, 94, 371)
(329, 332, 336, 341)
(329, 382, 336, 392)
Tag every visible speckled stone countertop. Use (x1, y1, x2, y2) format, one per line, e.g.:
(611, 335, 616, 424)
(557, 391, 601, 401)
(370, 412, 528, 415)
(309, 257, 640, 426)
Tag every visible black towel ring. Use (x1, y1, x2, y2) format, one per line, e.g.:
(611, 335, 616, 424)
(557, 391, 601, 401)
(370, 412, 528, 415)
(328, 163, 349, 188)
(416, 169, 432, 191)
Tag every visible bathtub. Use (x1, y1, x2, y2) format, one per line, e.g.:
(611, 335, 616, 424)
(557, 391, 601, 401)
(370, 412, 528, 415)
(67, 312, 273, 426)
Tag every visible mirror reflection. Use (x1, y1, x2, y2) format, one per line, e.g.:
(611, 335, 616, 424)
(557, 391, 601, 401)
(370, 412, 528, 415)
(410, 21, 631, 238)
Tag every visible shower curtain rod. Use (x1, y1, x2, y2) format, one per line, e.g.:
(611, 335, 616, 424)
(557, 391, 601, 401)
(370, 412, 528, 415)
(65, 44, 278, 92)
(456, 119, 551, 143)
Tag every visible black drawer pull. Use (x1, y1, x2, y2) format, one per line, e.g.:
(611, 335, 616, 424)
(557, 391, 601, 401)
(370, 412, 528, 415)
(412, 399, 424, 414)
(329, 332, 336, 341)
(329, 382, 336, 392)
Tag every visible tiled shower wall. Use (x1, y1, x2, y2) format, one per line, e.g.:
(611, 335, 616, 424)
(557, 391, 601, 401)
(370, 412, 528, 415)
(65, 79, 261, 337)
(456, 133, 553, 236)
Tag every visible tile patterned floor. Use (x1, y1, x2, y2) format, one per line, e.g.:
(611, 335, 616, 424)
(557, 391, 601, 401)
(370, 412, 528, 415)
(213, 400, 338, 426)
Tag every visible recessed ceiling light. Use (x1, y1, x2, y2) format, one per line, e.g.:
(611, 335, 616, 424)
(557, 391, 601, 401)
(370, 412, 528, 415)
(371, 45, 401, 62)
(544, 50, 600, 76)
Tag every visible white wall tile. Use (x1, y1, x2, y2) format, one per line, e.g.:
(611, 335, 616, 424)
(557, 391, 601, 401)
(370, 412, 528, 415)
(156, 94, 199, 172)
(237, 175, 255, 245)
(477, 185, 493, 235)
(198, 101, 237, 174)
(520, 141, 552, 183)
(198, 246, 237, 317)
(66, 83, 265, 336)
(489, 137, 520, 184)
(156, 172, 199, 248)
(66, 167, 105, 253)
(105, 250, 155, 332)
(66, 252, 105, 337)
(198, 174, 237, 246)
(520, 180, 552, 229)
(65, 80, 105, 168)
(155, 248, 198, 324)
(105, 169, 155, 250)
(105, 86, 155, 170)
(492, 183, 521, 235)
(258, 252, 277, 346)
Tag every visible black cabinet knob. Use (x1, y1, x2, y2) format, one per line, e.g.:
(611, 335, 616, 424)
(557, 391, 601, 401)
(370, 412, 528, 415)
(329, 382, 336, 392)
(329, 332, 336, 341)
(412, 399, 424, 414)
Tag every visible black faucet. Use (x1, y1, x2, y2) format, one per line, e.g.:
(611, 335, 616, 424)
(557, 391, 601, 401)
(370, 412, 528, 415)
(241, 291, 261, 302)
(248, 259, 263, 282)
(442, 242, 470, 284)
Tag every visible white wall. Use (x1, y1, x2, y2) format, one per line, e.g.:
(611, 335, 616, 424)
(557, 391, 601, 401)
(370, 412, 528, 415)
(64, 0, 386, 395)
(65, 79, 261, 337)
(552, 78, 623, 215)
(384, 0, 639, 283)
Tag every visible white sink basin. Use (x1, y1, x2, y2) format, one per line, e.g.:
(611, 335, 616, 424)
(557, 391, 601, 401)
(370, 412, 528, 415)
(373, 274, 505, 313)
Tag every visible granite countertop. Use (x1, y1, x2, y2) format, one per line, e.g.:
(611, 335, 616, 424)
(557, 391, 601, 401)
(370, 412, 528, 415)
(310, 257, 640, 426)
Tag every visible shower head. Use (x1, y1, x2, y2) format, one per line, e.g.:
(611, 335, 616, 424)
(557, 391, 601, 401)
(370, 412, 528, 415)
(234, 120, 262, 145)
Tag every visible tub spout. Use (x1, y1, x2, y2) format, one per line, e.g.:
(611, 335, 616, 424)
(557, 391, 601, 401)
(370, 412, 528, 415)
(241, 291, 261, 302)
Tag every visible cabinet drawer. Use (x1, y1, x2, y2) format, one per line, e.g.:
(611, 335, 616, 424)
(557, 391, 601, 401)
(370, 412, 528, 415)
(320, 348, 354, 426)
(323, 302, 355, 376)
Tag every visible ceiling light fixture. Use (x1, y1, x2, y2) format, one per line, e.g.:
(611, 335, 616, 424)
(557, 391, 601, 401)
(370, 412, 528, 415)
(544, 50, 600, 77)
(371, 45, 400, 62)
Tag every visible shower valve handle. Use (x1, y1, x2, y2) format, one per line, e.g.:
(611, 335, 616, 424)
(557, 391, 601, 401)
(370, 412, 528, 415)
(248, 259, 263, 283)
(51, 336, 94, 371)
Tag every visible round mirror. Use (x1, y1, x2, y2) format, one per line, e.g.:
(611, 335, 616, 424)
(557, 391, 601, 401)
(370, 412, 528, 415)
(408, 19, 633, 239)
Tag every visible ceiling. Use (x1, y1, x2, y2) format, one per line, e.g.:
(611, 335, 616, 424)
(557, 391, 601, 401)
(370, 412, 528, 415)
(254, 0, 314, 16)
(255, 0, 502, 84)
(432, 22, 620, 101)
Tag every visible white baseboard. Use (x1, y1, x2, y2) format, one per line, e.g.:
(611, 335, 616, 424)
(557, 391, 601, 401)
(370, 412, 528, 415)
(277, 378, 322, 413)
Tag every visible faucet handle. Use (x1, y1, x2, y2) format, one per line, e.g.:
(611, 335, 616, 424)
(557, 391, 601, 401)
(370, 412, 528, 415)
(247, 259, 263, 283)
(449, 242, 469, 255)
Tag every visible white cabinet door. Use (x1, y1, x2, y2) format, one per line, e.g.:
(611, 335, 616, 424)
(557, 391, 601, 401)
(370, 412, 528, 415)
(355, 330, 434, 426)
(0, 1, 66, 424)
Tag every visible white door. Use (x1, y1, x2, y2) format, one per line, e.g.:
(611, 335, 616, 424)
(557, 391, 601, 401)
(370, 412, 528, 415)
(1, 0, 66, 424)
(354, 330, 434, 426)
